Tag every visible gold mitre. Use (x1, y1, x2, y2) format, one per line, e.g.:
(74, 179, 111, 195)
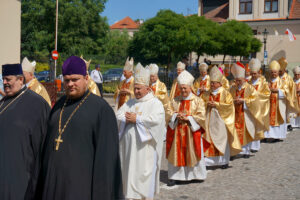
(269, 60, 280, 71)
(148, 63, 159, 75)
(22, 57, 36, 74)
(293, 66, 300, 74)
(210, 65, 223, 82)
(199, 62, 208, 72)
(278, 57, 288, 70)
(124, 57, 134, 72)
(134, 63, 150, 86)
(249, 58, 261, 72)
(80, 55, 91, 70)
(177, 61, 186, 70)
(177, 70, 194, 86)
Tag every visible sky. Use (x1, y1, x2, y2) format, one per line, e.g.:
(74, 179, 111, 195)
(102, 0, 198, 25)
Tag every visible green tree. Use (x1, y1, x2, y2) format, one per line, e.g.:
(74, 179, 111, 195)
(179, 15, 222, 64)
(21, 0, 109, 62)
(216, 20, 261, 63)
(103, 30, 131, 65)
(128, 10, 187, 68)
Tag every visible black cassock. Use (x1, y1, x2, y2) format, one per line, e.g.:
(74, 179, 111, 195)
(36, 91, 124, 200)
(0, 87, 50, 200)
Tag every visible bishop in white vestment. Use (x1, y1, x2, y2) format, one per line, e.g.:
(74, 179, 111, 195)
(117, 63, 166, 200)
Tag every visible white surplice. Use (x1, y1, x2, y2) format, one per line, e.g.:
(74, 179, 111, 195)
(117, 92, 166, 199)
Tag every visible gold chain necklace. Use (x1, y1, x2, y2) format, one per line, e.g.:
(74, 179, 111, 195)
(0, 89, 28, 115)
(55, 91, 91, 151)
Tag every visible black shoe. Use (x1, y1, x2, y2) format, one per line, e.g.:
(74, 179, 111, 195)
(221, 164, 228, 169)
(287, 125, 293, 131)
(250, 150, 258, 153)
(167, 179, 176, 187)
(243, 154, 250, 159)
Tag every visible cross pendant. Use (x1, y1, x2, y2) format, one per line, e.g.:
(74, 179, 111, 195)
(55, 135, 63, 151)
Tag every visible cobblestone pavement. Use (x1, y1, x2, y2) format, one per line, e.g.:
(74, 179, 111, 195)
(103, 95, 300, 200)
(157, 130, 300, 200)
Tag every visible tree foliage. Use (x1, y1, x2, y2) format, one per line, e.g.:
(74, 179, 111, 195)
(103, 30, 131, 65)
(21, 0, 109, 62)
(128, 10, 187, 67)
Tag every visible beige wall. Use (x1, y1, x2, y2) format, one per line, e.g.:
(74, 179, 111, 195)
(229, 0, 288, 21)
(0, 0, 21, 67)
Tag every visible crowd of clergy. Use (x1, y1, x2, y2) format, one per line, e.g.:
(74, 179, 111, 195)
(1, 54, 300, 200)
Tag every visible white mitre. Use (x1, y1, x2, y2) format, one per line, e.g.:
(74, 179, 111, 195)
(177, 61, 186, 70)
(134, 63, 150, 86)
(210, 65, 223, 82)
(231, 62, 245, 79)
(199, 62, 208, 72)
(124, 57, 134, 72)
(293, 66, 300, 74)
(249, 58, 261, 72)
(22, 57, 36, 74)
(148, 63, 159, 75)
(177, 70, 194, 86)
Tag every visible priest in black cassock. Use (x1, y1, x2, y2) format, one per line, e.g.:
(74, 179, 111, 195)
(36, 56, 124, 200)
(0, 64, 50, 200)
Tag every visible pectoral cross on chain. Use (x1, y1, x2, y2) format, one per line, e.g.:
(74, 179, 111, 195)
(55, 135, 63, 151)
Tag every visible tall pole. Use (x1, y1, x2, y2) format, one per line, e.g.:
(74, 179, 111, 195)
(54, 0, 58, 80)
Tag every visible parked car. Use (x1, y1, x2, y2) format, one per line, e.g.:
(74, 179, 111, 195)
(103, 68, 123, 82)
(36, 70, 50, 82)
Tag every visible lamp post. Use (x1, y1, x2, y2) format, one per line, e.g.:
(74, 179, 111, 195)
(262, 28, 269, 74)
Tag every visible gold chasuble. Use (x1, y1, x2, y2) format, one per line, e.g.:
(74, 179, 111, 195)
(222, 76, 230, 90)
(281, 72, 300, 118)
(151, 79, 169, 108)
(166, 94, 206, 167)
(80, 56, 101, 97)
(250, 77, 271, 139)
(268, 77, 287, 126)
(87, 78, 101, 96)
(169, 78, 181, 100)
(114, 77, 134, 109)
(193, 75, 210, 97)
(295, 80, 300, 109)
(202, 87, 242, 156)
(27, 78, 51, 106)
(230, 82, 261, 146)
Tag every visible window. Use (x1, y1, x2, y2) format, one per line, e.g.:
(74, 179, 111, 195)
(264, 0, 278, 13)
(239, 0, 253, 14)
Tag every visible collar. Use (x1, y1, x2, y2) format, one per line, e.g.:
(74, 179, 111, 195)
(182, 93, 192, 100)
(126, 76, 133, 83)
(251, 78, 259, 85)
(3, 85, 27, 101)
(271, 77, 279, 83)
(136, 92, 154, 102)
(66, 89, 90, 104)
(238, 83, 245, 91)
(211, 87, 220, 96)
(201, 75, 207, 81)
(26, 79, 33, 87)
(295, 79, 300, 84)
(151, 80, 157, 86)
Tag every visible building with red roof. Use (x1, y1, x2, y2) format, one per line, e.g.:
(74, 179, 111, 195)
(110, 16, 140, 37)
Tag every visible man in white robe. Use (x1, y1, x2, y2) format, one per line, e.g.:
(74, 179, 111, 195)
(117, 63, 166, 200)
